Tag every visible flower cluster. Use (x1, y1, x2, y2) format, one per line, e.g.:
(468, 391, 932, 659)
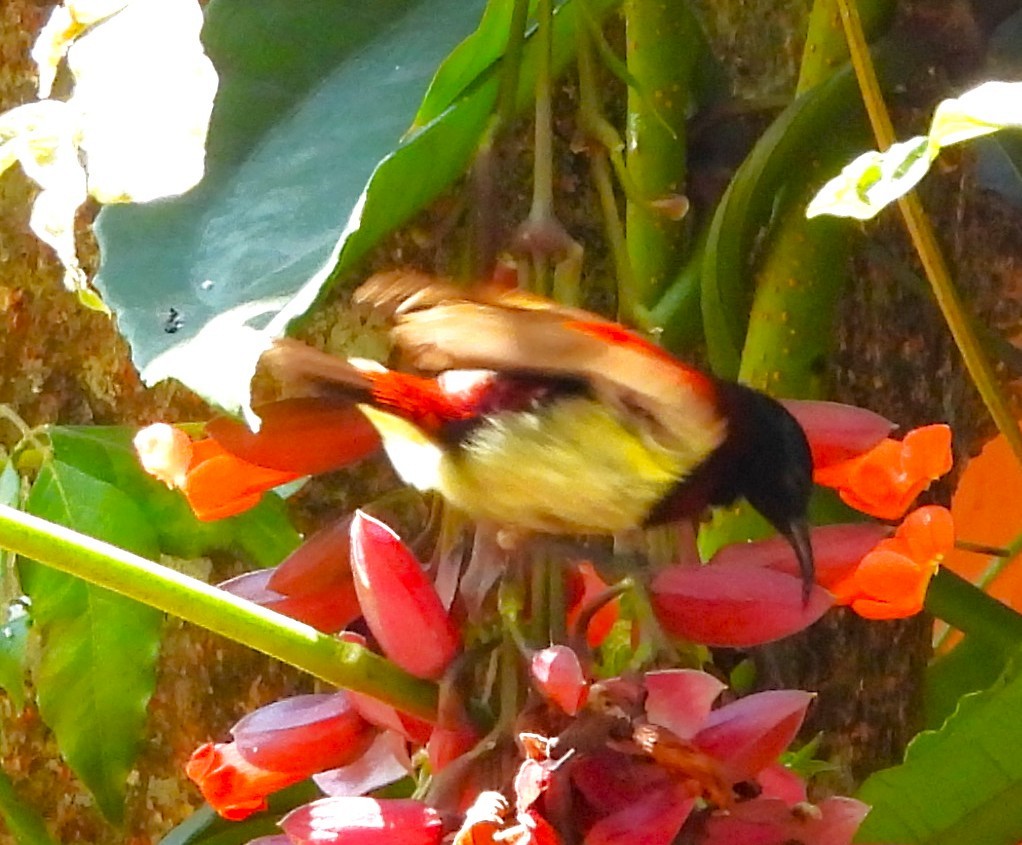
(136, 398, 956, 844)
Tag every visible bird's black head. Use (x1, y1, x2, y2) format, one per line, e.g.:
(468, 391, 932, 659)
(723, 384, 815, 599)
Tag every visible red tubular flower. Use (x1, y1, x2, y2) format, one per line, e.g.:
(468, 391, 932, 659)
(348, 511, 460, 680)
(218, 568, 361, 634)
(279, 797, 443, 845)
(566, 562, 620, 647)
(186, 693, 377, 821)
(531, 646, 589, 716)
(650, 564, 832, 647)
(206, 398, 382, 476)
(134, 399, 382, 521)
(231, 693, 375, 773)
(313, 732, 411, 798)
(831, 505, 953, 620)
(813, 423, 953, 520)
(186, 741, 306, 821)
(782, 399, 895, 468)
(709, 522, 890, 596)
(135, 423, 302, 521)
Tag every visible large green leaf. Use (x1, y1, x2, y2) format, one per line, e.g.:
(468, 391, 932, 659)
(855, 663, 1022, 844)
(22, 461, 163, 822)
(94, 0, 489, 382)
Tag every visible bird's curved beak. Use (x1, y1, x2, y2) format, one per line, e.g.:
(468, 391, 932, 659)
(784, 517, 815, 605)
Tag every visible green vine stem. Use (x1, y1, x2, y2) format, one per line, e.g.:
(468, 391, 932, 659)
(836, 0, 1022, 465)
(0, 504, 439, 721)
(926, 567, 1022, 653)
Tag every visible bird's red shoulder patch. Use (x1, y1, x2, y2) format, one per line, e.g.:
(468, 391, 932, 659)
(564, 319, 717, 400)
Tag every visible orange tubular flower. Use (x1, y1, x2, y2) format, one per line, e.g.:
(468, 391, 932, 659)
(813, 424, 953, 520)
(186, 741, 306, 821)
(830, 505, 954, 620)
(134, 399, 383, 521)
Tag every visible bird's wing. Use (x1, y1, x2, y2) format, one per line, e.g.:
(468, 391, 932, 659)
(384, 297, 727, 452)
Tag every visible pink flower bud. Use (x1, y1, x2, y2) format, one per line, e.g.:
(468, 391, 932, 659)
(280, 797, 443, 845)
(231, 693, 374, 773)
(781, 399, 895, 469)
(531, 645, 588, 715)
(218, 568, 360, 634)
(651, 565, 832, 647)
(349, 511, 460, 679)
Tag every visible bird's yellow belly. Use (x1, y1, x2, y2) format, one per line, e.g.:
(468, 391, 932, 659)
(437, 398, 706, 533)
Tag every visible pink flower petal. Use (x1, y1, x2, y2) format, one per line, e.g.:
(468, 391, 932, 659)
(651, 566, 832, 647)
(280, 797, 443, 845)
(231, 693, 374, 773)
(694, 690, 813, 782)
(349, 511, 460, 679)
(703, 796, 869, 845)
(709, 523, 890, 591)
(348, 691, 434, 743)
(218, 569, 361, 634)
(531, 646, 589, 715)
(583, 782, 695, 845)
(643, 670, 726, 739)
(781, 400, 895, 469)
(314, 732, 411, 797)
(268, 514, 355, 596)
(427, 723, 479, 772)
(570, 751, 674, 814)
(755, 763, 806, 805)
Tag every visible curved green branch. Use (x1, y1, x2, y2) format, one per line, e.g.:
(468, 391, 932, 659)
(0, 504, 438, 721)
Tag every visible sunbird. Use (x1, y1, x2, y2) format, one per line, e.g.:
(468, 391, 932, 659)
(262, 271, 815, 596)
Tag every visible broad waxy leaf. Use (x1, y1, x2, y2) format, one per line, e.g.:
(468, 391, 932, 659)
(95, 0, 489, 393)
(856, 663, 1022, 843)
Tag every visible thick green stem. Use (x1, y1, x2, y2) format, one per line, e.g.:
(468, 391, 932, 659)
(623, 0, 697, 307)
(926, 567, 1022, 653)
(0, 504, 438, 721)
(837, 0, 1022, 466)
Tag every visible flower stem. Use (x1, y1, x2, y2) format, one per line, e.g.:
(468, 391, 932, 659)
(926, 567, 1022, 653)
(0, 504, 438, 721)
(836, 0, 1022, 465)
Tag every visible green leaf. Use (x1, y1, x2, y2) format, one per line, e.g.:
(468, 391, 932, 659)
(810, 81, 1022, 221)
(23, 461, 163, 822)
(159, 781, 320, 845)
(47, 427, 299, 566)
(413, 0, 521, 127)
(0, 609, 30, 713)
(855, 664, 1022, 844)
(926, 635, 1008, 730)
(0, 768, 58, 845)
(94, 0, 489, 388)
